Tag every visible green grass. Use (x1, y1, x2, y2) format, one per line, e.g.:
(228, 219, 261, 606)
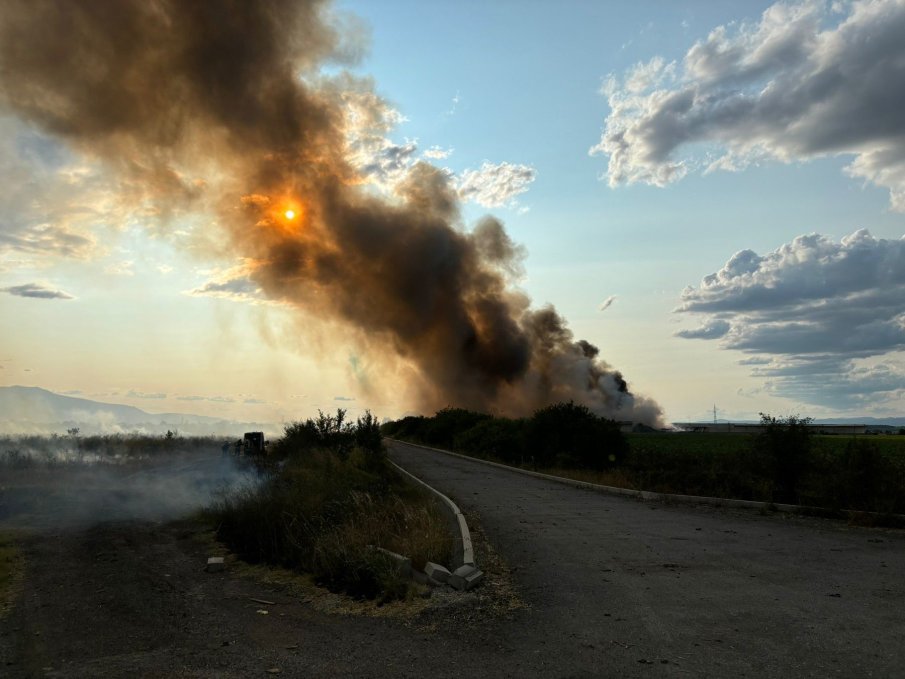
(625, 432, 905, 456)
(812, 434, 905, 456)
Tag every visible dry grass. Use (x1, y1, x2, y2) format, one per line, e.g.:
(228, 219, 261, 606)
(210, 445, 453, 602)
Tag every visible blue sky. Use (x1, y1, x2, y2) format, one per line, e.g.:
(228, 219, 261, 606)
(1, 0, 904, 426)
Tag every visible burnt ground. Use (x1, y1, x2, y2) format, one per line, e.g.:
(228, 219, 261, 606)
(0, 517, 526, 678)
(2, 445, 905, 677)
(0, 452, 525, 678)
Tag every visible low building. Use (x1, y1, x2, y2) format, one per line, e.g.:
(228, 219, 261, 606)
(673, 422, 868, 435)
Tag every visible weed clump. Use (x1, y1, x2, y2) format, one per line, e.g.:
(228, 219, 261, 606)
(210, 410, 452, 602)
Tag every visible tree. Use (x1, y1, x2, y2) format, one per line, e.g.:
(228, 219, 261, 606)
(755, 414, 812, 504)
(525, 402, 627, 470)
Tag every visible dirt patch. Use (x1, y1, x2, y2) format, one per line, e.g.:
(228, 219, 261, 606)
(1, 511, 525, 677)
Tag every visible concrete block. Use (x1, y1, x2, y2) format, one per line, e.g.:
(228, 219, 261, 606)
(424, 561, 451, 584)
(376, 547, 412, 578)
(449, 564, 484, 591)
(206, 556, 225, 572)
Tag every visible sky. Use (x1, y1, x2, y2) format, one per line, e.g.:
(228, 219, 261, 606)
(1, 0, 904, 426)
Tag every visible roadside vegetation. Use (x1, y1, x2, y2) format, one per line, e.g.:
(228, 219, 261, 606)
(383, 407, 905, 521)
(209, 410, 452, 602)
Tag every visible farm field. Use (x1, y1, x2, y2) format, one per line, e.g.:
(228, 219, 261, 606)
(626, 432, 905, 457)
(551, 432, 905, 517)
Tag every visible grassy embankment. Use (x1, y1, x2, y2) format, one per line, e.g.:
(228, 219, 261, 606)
(209, 411, 452, 602)
(382, 406, 905, 521)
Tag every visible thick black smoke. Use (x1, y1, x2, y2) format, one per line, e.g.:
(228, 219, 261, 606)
(0, 0, 662, 424)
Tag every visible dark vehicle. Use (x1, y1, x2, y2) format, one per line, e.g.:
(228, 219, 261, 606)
(242, 432, 266, 456)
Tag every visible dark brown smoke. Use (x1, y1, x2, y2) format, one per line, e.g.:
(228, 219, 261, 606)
(0, 0, 663, 424)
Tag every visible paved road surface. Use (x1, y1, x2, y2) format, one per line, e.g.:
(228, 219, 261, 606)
(389, 440, 905, 677)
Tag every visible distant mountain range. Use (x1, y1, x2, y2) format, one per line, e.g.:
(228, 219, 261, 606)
(0, 386, 276, 436)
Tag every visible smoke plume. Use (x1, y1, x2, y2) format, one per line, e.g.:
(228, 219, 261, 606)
(0, 0, 662, 424)
(0, 439, 258, 532)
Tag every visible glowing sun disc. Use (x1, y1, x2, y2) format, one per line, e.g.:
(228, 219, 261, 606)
(284, 209, 296, 220)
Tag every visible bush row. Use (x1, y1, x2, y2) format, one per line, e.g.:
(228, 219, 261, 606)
(382, 402, 629, 471)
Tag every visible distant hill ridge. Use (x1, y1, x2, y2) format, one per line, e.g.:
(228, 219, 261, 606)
(0, 385, 275, 436)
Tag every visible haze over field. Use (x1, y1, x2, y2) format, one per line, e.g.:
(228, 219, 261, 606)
(1, 0, 904, 425)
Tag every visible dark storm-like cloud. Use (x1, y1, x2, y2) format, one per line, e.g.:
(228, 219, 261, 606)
(592, 0, 905, 210)
(0, 0, 661, 424)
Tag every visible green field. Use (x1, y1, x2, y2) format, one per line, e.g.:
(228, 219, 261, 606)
(627, 432, 905, 457)
(614, 432, 905, 515)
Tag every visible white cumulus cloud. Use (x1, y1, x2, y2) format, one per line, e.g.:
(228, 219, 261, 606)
(332, 78, 535, 209)
(676, 229, 905, 409)
(455, 161, 537, 209)
(592, 0, 905, 210)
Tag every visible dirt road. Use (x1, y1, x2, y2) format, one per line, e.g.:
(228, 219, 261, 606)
(2, 444, 904, 677)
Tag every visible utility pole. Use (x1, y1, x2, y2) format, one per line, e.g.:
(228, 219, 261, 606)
(713, 404, 717, 424)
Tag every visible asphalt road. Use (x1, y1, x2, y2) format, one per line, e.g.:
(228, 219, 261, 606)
(388, 440, 905, 678)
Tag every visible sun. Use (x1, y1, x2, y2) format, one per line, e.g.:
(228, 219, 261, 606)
(284, 209, 296, 220)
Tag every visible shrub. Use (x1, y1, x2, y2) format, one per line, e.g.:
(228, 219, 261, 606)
(526, 402, 627, 470)
(419, 408, 491, 447)
(269, 409, 356, 460)
(452, 417, 526, 463)
(380, 415, 427, 440)
(754, 414, 812, 504)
